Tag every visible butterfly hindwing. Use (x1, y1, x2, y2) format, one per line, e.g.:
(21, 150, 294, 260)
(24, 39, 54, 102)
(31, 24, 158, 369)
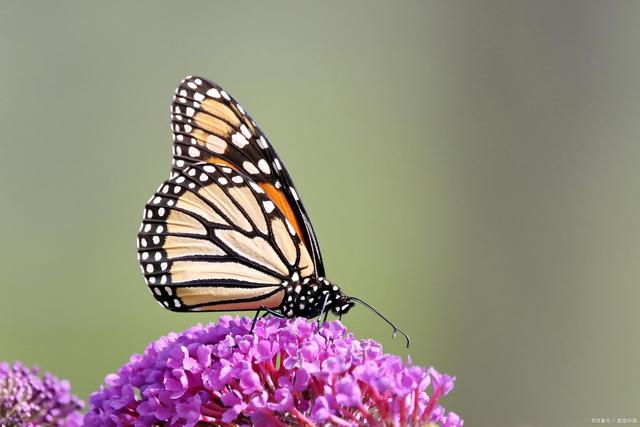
(169, 76, 325, 276)
(137, 162, 315, 312)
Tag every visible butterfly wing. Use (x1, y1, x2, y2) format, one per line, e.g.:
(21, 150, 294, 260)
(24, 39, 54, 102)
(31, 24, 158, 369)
(137, 162, 315, 312)
(170, 76, 325, 276)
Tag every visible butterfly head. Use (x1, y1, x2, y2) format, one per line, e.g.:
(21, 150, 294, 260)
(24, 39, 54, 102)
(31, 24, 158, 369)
(283, 277, 354, 318)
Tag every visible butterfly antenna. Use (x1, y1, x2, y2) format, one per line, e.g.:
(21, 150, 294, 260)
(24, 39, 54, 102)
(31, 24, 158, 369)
(348, 296, 411, 348)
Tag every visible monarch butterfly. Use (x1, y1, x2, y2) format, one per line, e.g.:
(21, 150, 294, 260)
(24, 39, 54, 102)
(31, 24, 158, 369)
(137, 76, 409, 346)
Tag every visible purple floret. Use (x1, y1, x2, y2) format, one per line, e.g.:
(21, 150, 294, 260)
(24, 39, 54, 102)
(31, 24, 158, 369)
(85, 316, 463, 426)
(0, 361, 84, 427)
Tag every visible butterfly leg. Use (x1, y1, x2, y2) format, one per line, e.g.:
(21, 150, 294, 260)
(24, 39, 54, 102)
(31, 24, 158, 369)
(249, 306, 286, 335)
(316, 293, 331, 330)
(316, 293, 335, 345)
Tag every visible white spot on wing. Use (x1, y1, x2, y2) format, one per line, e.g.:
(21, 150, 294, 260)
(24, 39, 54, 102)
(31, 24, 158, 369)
(263, 201, 275, 213)
(258, 159, 271, 174)
(243, 161, 259, 174)
(231, 132, 249, 148)
(240, 124, 251, 139)
(249, 181, 264, 193)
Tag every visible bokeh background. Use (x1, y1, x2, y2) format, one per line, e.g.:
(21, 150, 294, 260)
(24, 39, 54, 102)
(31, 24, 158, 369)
(1, 1, 639, 425)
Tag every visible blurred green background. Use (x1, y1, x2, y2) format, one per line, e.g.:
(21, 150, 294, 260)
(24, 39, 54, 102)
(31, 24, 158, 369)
(1, 1, 639, 425)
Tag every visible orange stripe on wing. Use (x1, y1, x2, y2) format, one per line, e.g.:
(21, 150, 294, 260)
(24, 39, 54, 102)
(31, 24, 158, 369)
(204, 157, 306, 245)
(205, 156, 239, 170)
(259, 183, 306, 245)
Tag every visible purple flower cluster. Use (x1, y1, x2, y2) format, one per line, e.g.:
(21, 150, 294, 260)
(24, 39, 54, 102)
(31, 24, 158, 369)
(85, 316, 462, 426)
(0, 361, 84, 427)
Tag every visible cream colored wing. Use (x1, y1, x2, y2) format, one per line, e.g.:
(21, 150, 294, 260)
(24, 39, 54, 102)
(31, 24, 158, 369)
(137, 162, 314, 312)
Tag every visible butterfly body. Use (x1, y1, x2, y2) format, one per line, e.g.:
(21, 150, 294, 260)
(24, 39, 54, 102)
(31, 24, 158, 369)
(281, 276, 353, 318)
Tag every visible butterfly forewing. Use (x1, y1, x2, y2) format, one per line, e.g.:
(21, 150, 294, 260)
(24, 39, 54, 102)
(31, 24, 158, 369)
(169, 76, 325, 276)
(137, 162, 315, 312)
